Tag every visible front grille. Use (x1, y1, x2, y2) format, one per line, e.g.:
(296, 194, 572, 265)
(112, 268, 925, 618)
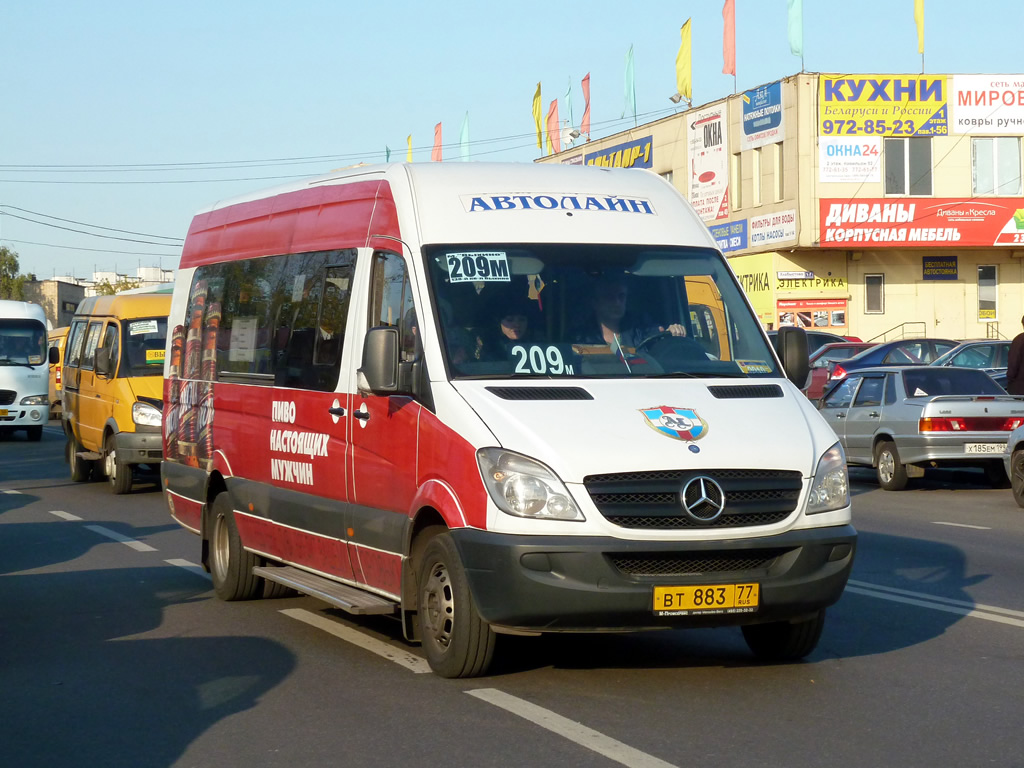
(0, 390, 15, 406)
(585, 468, 802, 529)
(608, 549, 789, 577)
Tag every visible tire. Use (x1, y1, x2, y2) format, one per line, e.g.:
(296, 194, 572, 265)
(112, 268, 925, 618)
(983, 461, 1010, 489)
(208, 493, 261, 601)
(67, 434, 93, 483)
(26, 426, 43, 442)
(1011, 450, 1024, 508)
(742, 610, 826, 662)
(417, 533, 496, 678)
(875, 440, 909, 491)
(104, 434, 133, 495)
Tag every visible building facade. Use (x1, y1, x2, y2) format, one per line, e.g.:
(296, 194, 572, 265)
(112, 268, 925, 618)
(22, 279, 86, 329)
(539, 72, 1024, 342)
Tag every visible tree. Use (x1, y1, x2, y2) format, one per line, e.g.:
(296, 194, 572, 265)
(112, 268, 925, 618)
(0, 245, 26, 300)
(94, 276, 142, 295)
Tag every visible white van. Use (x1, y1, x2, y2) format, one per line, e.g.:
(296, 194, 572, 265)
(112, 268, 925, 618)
(0, 300, 50, 441)
(162, 162, 856, 677)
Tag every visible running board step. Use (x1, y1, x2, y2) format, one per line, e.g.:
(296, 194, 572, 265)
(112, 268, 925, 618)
(77, 451, 102, 461)
(253, 565, 397, 615)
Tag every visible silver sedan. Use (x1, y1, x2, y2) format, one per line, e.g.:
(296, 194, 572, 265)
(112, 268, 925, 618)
(819, 366, 1024, 490)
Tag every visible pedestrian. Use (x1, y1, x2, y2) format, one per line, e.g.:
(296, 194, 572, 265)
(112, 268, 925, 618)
(1007, 315, 1024, 395)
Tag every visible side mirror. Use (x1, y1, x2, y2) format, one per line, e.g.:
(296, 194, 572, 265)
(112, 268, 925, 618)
(357, 327, 402, 396)
(95, 346, 115, 378)
(48, 346, 60, 365)
(777, 326, 809, 388)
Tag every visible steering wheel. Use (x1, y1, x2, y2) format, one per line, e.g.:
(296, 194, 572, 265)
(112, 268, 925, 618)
(635, 330, 674, 351)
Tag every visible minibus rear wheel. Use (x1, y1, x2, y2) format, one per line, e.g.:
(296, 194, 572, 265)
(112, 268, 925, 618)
(417, 533, 496, 678)
(741, 609, 826, 662)
(209, 493, 261, 601)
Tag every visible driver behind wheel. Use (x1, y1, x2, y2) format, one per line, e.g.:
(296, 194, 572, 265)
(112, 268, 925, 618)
(575, 274, 686, 348)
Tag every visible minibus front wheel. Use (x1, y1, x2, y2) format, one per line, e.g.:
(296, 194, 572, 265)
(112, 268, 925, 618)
(417, 533, 496, 678)
(209, 493, 261, 601)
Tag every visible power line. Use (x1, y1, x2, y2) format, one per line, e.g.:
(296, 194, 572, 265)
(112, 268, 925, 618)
(0, 237, 179, 257)
(0, 210, 183, 245)
(0, 205, 182, 241)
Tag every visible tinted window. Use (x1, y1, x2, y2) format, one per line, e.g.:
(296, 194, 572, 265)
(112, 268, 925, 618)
(853, 376, 884, 407)
(81, 323, 103, 371)
(101, 323, 119, 375)
(884, 373, 898, 405)
(823, 377, 859, 409)
(121, 317, 167, 377)
(65, 320, 87, 368)
(370, 251, 417, 362)
(902, 368, 1004, 397)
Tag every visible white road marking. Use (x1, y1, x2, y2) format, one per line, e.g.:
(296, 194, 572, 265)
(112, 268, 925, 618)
(2, 489, 23, 494)
(932, 521, 991, 530)
(467, 688, 678, 768)
(49, 510, 83, 521)
(165, 559, 210, 579)
(84, 524, 157, 552)
(846, 579, 1024, 628)
(280, 608, 431, 674)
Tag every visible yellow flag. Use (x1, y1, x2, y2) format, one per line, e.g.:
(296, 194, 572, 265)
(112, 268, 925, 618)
(406, 135, 412, 162)
(532, 82, 543, 149)
(914, 0, 925, 54)
(676, 19, 692, 101)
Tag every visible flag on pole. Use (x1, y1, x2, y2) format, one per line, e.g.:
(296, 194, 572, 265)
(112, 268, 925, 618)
(460, 112, 470, 161)
(386, 146, 391, 162)
(787, 0, 803, 58)
(676, 20, 692, 102)
(532, 82, 543, 149)
(581, 73, 591, 138)
(431, 123, 442, 162)
(406, 135, 412, 162)
(545, 99, 561, 154)
(722, 0, 736, 76)
(622, 45, 636, 120)
(914, 0, 925, 54)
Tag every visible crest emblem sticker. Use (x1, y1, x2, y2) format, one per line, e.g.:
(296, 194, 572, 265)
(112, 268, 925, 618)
(640, 406, 709, 442)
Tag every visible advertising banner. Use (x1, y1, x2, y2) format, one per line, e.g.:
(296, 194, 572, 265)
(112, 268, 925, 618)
(749, 209, 797, 248)
(819, 137, 881, 183)
(709, 220, 747, 253)
(820, 198, 1024, 247)
(741, 81, 785, 150)
(778, 298, 848, 330)
(950, 75, 1024, 134)
(728, 251, 774, 325)
(818, 75, 948, 137)
(584, 136, 652, 168)
(688, 104, 729, 221)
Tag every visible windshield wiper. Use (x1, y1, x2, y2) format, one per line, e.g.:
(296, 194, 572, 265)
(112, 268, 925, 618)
(644, 371, 747, 379)
(0, 357, 37, 369)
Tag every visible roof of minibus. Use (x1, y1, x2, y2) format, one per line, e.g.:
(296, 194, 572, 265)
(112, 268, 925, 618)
(189, 162, 717, 250)
(73, 292, 171, 321)
(0, 300, 47, 323)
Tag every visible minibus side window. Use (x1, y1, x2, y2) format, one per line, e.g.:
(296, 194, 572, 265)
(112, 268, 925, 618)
(80, 322, 103, 371)
(370, 251, 417, 361)
(101, 323, 119, 376)
(66, 321, 87, 369)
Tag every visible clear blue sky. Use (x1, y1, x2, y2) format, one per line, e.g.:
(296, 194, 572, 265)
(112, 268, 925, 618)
(2, 0, 1020, 279)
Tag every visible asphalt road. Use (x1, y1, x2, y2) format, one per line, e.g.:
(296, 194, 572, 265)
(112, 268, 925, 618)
(2, 425, 1022, 768)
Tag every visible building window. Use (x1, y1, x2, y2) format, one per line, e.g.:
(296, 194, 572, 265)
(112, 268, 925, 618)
(752, 147, 762, 207)
(865, 274, 884, 313)
(660, 170, 674, 186)
(978, 265, 997, 321)
(884, 137, 932, 195)
(774, 142, 784, 202)
(972, 138, 1022, 196)
(731, 152, 742, 210)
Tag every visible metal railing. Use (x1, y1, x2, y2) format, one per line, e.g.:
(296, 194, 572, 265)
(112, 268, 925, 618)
(867, 321, 927, 343)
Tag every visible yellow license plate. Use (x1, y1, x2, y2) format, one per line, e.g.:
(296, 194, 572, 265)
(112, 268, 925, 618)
(653, 583, 760, 615)
(0, 408, 7, 417)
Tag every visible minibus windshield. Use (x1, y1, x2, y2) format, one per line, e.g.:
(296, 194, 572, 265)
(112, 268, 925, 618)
(0, 319, 47, 367)
(120, 317, 168, 377)
(424, 243, 779, 380)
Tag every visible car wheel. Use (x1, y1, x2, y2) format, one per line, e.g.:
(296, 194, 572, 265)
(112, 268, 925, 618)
(67, 434, 93, 483)
(208, 493, 261, 601)
(104, 434, 133, 495)
(742, 610, 826, 661)
(983, 462, 1010, 489)
(417, 533, 496, 678)
(876, 440, 908, 491)
(1011, 450, 1024, 508)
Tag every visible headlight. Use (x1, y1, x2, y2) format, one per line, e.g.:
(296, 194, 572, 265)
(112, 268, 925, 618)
(20, 395, 48, 405)
(477, 448, 584, 521)
(132, 401, 163, 427)
(805, 441, 850, 514)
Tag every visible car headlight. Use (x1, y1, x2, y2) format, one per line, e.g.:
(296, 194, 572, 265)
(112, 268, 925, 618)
(477, 448, 584, 521)
(20, 395, 48, 405)
(132, 401, 163, 427)
(806, 441, 850, 514)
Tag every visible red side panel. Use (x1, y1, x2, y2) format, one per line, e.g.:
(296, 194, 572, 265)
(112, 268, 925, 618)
(234, 511, 357, 584)
(181, 181, 400, 268)
(416, 409, 489, 529)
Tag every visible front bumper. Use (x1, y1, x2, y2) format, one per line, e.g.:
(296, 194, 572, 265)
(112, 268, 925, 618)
(451, 524, 856, 631)
(114, 429, 164, 465)
(0, 403, 49, 427)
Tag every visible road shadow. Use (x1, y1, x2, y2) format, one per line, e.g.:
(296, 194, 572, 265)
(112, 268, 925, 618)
(0, 522, 296, 767)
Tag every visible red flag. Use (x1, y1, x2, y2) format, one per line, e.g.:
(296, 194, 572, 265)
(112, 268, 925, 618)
(545, 99, 561, 154)
(722, 0, 736, 76)
(431, 122, 442, 162)
(581, 73, 591, 138)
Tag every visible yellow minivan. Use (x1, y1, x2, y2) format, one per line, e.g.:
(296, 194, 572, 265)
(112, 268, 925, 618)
(62, 293, 170, 493)
(47, 326, 69, 418)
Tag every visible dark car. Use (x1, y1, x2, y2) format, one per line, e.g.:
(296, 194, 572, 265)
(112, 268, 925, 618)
(767, 329, 848, 356)
(805, 341, 877, 400)
(827, 337, 957, 384)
